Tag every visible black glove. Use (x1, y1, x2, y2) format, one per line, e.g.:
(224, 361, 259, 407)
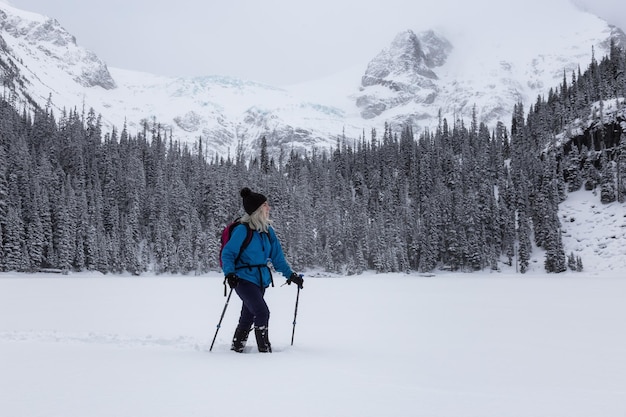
(225, 273, 239, 289)
(287, 272, 304, 289)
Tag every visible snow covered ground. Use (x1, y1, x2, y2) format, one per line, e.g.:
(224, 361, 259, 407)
(1, 189, 625, 417)
(1, 272, 625, 417)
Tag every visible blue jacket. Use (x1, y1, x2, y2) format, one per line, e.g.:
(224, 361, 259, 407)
(221, 223, 293, 288)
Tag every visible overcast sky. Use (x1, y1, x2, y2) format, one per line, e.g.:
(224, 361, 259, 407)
(4, 0, 626, 86)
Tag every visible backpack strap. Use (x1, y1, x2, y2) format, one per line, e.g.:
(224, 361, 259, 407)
(233, 223, 254, 266)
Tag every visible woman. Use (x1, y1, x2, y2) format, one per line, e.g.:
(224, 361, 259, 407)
(221, 187, 303, 353)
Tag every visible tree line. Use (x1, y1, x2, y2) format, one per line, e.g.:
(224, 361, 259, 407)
(1, 43, 625, 275)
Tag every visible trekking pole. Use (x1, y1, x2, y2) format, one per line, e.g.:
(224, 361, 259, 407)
(210, 287, 234, 352)
(290, 284, 301, 346)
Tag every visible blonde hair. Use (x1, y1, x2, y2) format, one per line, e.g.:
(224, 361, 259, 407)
(241, 208, 272, 233)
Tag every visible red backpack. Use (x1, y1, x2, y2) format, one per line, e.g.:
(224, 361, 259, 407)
(219, 219, 254, 268)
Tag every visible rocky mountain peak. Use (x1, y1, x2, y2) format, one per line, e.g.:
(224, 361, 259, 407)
(361, 29, 449, 87)
(357, 30, 452, 119)
(0, 3, 116, 90)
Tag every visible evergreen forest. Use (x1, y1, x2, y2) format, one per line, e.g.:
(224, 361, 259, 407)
(1, 44, 625, 275)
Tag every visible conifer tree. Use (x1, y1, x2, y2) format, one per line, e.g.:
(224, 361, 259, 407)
(617, 134, 626, 202)
(517, 210, 532, 274)
(565, 144, 583, 192)
(599, 151, 616, 203)
(4, 206, 27, 271)
(567, 252, 577, 271)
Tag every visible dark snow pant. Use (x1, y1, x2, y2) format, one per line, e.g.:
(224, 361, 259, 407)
(234, 279, 270, 329)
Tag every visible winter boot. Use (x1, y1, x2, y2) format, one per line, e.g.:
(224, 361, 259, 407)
(254, 326, 272, 353)
(231, 326, 251, 353)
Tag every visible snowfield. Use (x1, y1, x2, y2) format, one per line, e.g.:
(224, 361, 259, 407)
(1, 270, 625, 417)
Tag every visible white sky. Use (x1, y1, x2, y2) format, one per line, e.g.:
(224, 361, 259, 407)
(4, 0, 626, 86)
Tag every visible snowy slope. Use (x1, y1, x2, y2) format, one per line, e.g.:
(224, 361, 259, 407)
(559, 189, 626, 273)
(1, 1, 625, 160)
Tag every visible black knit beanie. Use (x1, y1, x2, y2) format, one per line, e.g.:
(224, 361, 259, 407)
(241, 187, 267, 215)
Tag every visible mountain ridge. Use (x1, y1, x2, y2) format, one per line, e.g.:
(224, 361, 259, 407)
(1, 1, 625, 159)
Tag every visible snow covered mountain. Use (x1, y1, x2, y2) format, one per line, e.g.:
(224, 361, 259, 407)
(1, 1, 625, 159)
